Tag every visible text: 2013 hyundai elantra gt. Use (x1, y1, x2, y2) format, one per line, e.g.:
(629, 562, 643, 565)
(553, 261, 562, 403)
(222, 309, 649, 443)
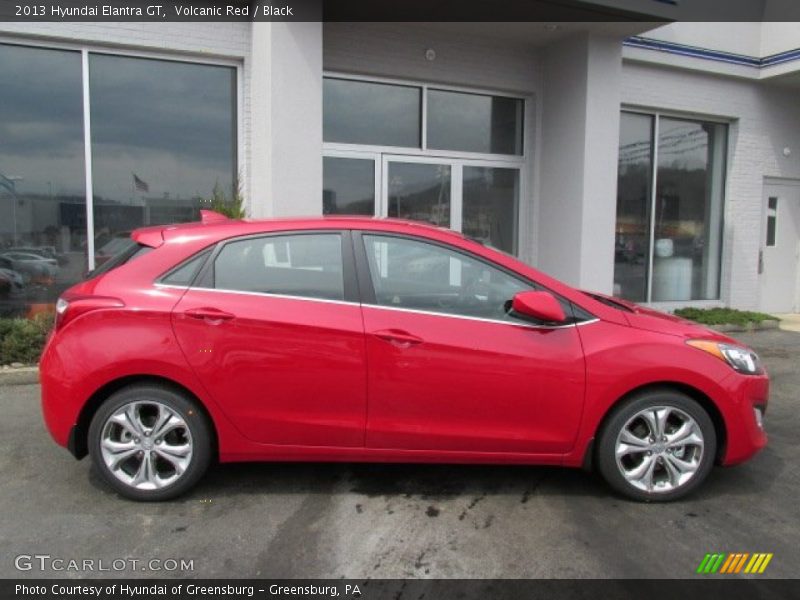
(40, 213, 768, 501)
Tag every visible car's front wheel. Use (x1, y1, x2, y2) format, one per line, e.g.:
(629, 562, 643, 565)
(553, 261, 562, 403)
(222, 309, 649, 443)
(596, 389, 716, 502)
(88, 384, 212, 501)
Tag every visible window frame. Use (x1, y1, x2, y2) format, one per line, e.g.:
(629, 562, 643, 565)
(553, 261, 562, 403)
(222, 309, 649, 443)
(323, 71, 530, 164)
(0, 36, 243, 273)
(190, 230, 360, 304)
(351, 230, 594, 328)
(617, 107, 730, 305)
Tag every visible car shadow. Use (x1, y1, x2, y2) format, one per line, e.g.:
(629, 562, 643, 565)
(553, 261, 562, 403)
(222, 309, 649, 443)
(185, 452, 777, 503)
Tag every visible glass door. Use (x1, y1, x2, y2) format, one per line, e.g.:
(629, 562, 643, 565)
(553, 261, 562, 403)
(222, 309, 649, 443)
(381, 156, 455, 229)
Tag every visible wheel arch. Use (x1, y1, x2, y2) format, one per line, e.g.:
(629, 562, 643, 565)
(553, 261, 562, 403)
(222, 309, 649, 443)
(586, 381, 727, 469)
(71, 374, 218, 461)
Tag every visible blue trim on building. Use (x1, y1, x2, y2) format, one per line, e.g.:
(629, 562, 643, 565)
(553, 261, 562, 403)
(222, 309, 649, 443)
(624, 36, 800, 69)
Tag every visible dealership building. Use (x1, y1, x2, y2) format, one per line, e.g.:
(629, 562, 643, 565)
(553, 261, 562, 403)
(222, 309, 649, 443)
(1, 9, 799, 314)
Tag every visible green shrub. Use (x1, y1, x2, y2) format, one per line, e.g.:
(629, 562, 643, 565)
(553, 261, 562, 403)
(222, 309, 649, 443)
(205, 179, 246, 219)
(674, 307, 778, 327)
(0, 313, 54, 365)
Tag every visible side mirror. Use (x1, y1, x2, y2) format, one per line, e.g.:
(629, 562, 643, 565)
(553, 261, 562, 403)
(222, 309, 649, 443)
(510, 291, 566, 323)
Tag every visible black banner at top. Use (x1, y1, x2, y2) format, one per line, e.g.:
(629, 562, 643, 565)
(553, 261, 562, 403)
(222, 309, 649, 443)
(1, 0, 800, 22)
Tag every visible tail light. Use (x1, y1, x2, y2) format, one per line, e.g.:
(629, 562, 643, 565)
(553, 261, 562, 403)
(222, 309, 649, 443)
(54, 295, 125, 330)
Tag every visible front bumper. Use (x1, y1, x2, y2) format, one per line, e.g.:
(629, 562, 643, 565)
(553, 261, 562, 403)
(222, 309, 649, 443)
(719, 371, 769, 465)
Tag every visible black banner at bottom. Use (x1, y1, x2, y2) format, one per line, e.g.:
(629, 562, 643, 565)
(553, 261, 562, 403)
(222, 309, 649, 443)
(2, 579, 799, 600)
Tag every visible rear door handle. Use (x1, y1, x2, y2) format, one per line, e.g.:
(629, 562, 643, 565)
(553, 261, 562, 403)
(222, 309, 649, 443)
(371, 329, 424, 348)
(184, 307, 236, 323)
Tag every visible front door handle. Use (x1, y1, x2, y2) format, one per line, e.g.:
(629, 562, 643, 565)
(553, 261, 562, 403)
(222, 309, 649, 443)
(184, 307, 236, 323)
(371, 329, 424, 348)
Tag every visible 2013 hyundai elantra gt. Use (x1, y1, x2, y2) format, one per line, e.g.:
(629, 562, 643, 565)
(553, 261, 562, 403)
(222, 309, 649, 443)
(40, 214, 768, 501)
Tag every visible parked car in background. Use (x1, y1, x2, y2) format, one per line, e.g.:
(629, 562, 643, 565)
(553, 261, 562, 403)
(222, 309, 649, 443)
(40, 213, 768, 502)
(10, 246, 68, 266)
(0, 251, 58, 283)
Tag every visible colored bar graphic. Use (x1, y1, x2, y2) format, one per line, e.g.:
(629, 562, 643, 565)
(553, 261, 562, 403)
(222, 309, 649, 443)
(697, 552, 772, 575)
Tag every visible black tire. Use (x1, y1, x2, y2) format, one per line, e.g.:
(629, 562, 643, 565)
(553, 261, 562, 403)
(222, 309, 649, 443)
(88, 384, 212, 501)
(596, 389, 716, 502)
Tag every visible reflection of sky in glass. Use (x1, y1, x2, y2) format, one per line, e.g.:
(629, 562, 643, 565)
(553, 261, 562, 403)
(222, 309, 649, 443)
(323, 79, 421, 147)
(89, 54, 236, 206)
(0, 44, 85, 199)
(427, 90, 522, 155)
(657, 119, 709, 170)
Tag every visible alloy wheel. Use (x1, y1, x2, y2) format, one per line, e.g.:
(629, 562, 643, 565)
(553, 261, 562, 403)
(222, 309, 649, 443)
(614, 405, 705, 494)
(99, 400, 194, 491)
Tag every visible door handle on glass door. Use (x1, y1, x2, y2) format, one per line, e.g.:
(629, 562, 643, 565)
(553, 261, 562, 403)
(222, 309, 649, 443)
(371, 329, 424, 348)
(184, 307, 236, 323)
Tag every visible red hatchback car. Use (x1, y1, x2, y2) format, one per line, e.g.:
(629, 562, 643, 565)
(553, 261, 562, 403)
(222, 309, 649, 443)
(40, 214, 768, 501)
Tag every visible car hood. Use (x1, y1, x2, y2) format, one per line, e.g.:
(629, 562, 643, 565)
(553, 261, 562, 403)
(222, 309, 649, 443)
(587, 292, 739, 344)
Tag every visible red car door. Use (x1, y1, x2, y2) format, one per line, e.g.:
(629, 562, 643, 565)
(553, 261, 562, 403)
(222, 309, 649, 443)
(171, 231, 367, 447)
(357, 233, 587, 455)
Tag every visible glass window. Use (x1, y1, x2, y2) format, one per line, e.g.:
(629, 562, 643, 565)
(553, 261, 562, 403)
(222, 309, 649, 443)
(213, 234, 344, 300)
(323, 78, 421, 147)
(0, 44, 85, 317)
(613, 112, 726, 302)
(766, 197, 777, 247)
(161, 250, 210, 286)
(387, 162, 451, 227)
(462, 166, 519, 253)
(89, 54, 236, 266)
(427, 90, 523, 155)
(363, 234, 531, 320)
(614, 112, 653, 302)
(652, 118, 726, 301)
(323, 157, 375, 215)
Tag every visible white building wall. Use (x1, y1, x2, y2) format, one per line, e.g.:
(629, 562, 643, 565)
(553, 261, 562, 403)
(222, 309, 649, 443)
(539, 33, 622, 293)
(621, 60, 800, 309)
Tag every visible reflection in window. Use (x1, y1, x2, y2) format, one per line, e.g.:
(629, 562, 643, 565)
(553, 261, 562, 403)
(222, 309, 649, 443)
(387, 163, 451, 227)
(613, 112, 726, 302)
(766, 197, 777, 247)
(323, 157, 375, 215)
(0, 44, 85, 317)
(363, 234, 531, 320)
(213, 234, 344, 300)
(652, 118, 726, 301)
(323, 78, 421, 147)
(462, 167, 519, 254)
(614, 112, 653, 302)
(427, 90, 523, 155)
(89, 54, 236, 265)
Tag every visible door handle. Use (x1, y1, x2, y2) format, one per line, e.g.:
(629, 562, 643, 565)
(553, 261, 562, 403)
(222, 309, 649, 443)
(184, 307, 236, 323)
(371, 329, 424, 348)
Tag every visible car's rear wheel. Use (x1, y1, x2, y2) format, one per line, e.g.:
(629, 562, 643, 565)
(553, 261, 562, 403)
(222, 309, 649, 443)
(88, 384, 212, 501)
(596, 389, 716, 502)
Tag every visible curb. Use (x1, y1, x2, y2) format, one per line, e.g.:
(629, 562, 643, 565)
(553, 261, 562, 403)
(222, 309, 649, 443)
(710, 319, 781, 333)
(0, 367, 39, 386)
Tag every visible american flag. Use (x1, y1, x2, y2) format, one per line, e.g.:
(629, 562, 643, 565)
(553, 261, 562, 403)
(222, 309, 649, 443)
(132, 173, 149, 193)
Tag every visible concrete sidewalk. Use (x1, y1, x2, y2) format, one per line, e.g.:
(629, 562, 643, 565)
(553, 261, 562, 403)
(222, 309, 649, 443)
(775, 313, 800, 333)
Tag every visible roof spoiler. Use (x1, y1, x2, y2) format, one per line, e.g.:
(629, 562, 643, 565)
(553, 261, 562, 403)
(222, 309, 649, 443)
(200, 210, 230, 224)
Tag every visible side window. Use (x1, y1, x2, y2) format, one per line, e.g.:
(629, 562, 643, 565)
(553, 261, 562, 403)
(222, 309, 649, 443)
(161, 250, 210, 286)
(212, 233, 344, 301)
(362, 234, 532, 320)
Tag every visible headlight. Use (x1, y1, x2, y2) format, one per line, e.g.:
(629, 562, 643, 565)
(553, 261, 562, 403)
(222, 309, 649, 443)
(686, 340, 763, 375)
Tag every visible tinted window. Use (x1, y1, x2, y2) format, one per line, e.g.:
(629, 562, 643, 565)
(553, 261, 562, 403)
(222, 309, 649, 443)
(213, 234, 344, 300)
(427, 89, 523, 155)
(0, 43, 85, 316)
(323, 157, 375, 215)
(362, 235, 531, 320)
(89, 54, 237, 265)
(161, 251, 210, 286)
(323, 78, 421, 147)
(87, 242, 152, 279)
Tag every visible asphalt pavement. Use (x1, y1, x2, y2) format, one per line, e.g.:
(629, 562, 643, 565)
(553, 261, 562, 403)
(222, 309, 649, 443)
(1, 329, 798, 579)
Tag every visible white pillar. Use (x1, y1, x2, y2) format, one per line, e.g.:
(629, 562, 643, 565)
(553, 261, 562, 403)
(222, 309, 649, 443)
(538, 33, 622, 294)
(249, 22, 323, 218)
